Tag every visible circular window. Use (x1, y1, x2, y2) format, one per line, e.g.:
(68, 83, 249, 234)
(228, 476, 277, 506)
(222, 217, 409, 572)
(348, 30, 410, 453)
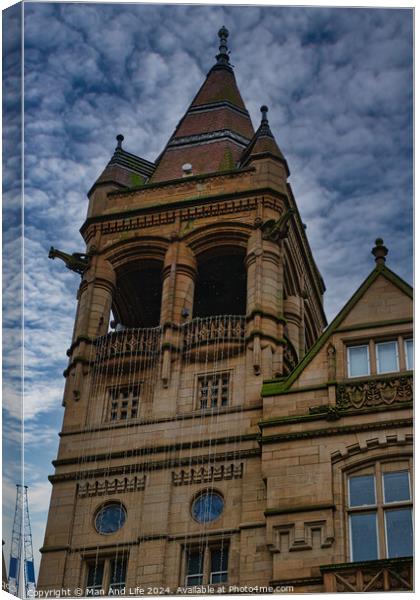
(95, 503, 126, 534)
(191, 492, 224, 523)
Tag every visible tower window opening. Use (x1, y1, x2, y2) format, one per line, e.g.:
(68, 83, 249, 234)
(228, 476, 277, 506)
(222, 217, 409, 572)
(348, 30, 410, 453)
(107, 385, 141, 422)
(193, 252, 247, 317)
(197, 372, 231, 410)
(113, 262, 163, 329)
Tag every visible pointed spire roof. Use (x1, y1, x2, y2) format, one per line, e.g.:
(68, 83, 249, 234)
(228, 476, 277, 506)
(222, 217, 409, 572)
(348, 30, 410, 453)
(240, 106, 289, 175)
(150, 28, 255, 183)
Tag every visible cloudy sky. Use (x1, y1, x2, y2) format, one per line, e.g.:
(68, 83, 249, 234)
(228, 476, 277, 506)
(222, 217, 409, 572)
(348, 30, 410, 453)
(2, 0, 413, 575)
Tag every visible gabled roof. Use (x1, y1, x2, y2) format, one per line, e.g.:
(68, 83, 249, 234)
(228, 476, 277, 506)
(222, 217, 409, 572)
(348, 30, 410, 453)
(262, 259, 413, 396)
(150, 27, 255, 183)
(240, 106, 289, 175)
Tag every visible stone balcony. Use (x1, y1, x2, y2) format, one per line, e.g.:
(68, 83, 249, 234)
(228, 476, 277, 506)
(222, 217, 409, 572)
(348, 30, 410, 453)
(320, 557, 413, 592)
(94, 315, 246, 369)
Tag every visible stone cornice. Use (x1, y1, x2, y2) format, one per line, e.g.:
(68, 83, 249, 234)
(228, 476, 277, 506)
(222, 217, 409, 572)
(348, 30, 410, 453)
(319, 556, 413, 572)
(270, 576, 323, 587)
(265, 503, 335, 517)
(59, 403, 263, 437)
(260, 417, 412, 444)
(52, 433, 259, 468)
(81, 186, 286, 238)
(49, 447, 261, 483)
(259, 401, 413, 429)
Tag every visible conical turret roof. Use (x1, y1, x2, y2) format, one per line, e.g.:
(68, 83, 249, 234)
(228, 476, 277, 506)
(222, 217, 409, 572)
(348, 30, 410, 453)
(240, 106, 289, 175)
(150, 27, 255, 182)
(89, 135, 155, 195)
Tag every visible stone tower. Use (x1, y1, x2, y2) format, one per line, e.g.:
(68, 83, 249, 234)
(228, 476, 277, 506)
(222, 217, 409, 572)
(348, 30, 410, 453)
(37, 28, 331, 593)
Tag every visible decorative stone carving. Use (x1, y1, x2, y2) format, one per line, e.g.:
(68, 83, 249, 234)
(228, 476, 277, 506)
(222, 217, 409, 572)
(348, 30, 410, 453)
(96, 328, 162, 361)
(183, 316, 245, 349)
(283, 340, 298, 372)
(336, 375, 413, 411)
(78, 475, 146, 497)
(269, 520, 334, 554)
(327, 343, 336, 381)
(260, 209, 295, 243)
(172, 463, 243, 486)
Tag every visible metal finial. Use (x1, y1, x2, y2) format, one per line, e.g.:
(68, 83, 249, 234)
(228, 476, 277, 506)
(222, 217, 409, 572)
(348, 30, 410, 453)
(372, 238, 388, 265)
(260, 105, 269, 123)
(116, 134, 124, 150)
(216, 26, 230, 65)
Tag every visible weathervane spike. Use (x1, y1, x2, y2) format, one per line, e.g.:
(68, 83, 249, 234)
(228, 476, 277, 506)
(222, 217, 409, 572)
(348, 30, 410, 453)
(216, 26, 230, 65)
(116, 134, 124, 150)
(260, 105, 269, 123)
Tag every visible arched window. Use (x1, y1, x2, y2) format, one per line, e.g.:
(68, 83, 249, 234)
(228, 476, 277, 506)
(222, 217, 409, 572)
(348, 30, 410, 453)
(346, 459, 412, 562)
(113, 260, 163, 328)
(193, 250, 247, 317)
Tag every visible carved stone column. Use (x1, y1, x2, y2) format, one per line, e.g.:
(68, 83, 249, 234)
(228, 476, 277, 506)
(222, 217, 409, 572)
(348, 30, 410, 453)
(65, 256, 116, 402)
(160, 237, 197, 386)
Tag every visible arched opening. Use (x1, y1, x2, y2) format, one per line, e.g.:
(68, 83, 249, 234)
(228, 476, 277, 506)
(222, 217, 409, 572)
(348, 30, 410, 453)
(113, 260, 163, 328)
(193, 250, 247, 317)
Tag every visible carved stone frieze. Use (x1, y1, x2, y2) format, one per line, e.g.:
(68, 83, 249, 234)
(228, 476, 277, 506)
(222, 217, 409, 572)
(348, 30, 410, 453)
(336, 375, 413, 411)
(172, 463, 243, 486)
(78, 475, 146, 497)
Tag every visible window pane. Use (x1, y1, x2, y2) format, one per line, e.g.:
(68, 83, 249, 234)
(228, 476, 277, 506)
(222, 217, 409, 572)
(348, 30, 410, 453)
(109, 558, 127, 590)
(376, 341, 398, 374)
(349, 475, 376, 507)
(186, 549, 203, 576)
(86, 561, 104, 590)
(405, 339, 413, 370)
(211, 546, 228, 573)
(350, 513, 378, 561)
(385, 509, 412, 558)
(348, 346, 369, 377)
(186, 575, 203, 586)
(210, 571, 228, 584)
(383, 471, 410, 503)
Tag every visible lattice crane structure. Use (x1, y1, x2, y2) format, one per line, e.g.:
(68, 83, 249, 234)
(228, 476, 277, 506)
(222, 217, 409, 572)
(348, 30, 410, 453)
(8, 485, 36, 598)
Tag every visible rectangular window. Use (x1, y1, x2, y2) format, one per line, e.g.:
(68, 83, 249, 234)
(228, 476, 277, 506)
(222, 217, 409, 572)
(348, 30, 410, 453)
(86, 561, 105, 595)
(347, 464, 413, 562)
(349, 512, 378, 561)
(185, 548, 204, 586)
(347, 345, 370, 377)
(385, 508, 413, 558)
(197, 372, 230, 410)
(107, 384, 140, 422)
(109, 557, 127, 593)
(376, 341, 398, 374)
(210, 544, 228, 584)
(185, 543, 228, 586)
(405, 339, 413, 370)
